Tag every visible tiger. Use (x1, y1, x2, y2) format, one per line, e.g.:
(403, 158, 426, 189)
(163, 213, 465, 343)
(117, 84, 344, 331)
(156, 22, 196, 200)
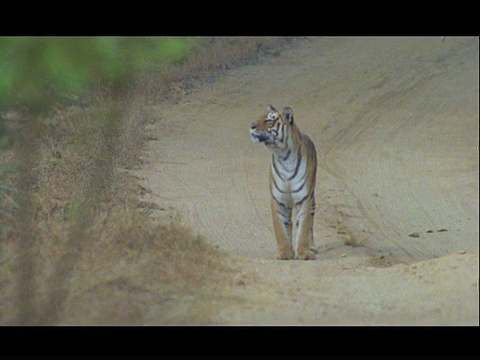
(250, 105, 318, 260)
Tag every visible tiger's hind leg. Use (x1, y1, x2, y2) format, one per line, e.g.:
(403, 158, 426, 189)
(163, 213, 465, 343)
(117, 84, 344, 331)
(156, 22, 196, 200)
(308, 193, 318, 255)
(295, 193, 317, 260)
(271, 196, 294, 260)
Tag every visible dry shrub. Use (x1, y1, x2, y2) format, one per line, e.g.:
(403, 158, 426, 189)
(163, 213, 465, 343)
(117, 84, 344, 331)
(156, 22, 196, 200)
(1, 204, 233, 325)
(62, 209, 232, 325)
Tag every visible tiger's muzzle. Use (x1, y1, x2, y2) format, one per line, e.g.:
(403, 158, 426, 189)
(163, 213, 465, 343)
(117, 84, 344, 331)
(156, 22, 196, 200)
(249, 123, 269, 142)
(250, 131, 270, 143)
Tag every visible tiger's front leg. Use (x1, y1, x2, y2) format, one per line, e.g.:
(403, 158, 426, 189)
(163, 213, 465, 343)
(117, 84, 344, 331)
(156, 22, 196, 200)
(271, 196, 294, 260)
(295, 193, 317, 260)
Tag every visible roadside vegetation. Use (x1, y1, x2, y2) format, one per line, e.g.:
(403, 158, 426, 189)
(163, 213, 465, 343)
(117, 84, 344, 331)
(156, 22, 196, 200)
(0, 37, 292, 324)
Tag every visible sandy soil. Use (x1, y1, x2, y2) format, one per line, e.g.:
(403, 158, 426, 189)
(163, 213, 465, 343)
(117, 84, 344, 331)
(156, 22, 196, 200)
(136, 37, 479, 325)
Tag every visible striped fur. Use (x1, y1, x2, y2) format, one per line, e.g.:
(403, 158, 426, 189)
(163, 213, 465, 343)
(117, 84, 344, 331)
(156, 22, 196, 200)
(250, 105, 318, 260)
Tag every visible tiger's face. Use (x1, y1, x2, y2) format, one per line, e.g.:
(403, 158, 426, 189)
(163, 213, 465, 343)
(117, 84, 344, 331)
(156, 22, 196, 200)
(250, 105, 288, 149)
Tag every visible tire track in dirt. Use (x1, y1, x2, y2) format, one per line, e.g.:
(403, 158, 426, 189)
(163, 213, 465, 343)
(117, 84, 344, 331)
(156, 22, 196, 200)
(322, 57, 478, 262)
(321, 73, 443, 261)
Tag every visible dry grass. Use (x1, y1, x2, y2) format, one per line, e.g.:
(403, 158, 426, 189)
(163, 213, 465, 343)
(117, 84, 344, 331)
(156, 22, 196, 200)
(135, 37, 295, 104)
(0, 37, 292, 325)
(1, 203, 234, 324)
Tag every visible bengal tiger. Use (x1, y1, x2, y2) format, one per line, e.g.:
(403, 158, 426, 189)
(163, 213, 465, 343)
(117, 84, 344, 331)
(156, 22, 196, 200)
(250, 105, 318, 260)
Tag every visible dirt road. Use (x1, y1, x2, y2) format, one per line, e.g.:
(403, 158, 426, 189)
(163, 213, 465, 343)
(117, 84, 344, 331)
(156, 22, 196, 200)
(137, 37, 479, 324)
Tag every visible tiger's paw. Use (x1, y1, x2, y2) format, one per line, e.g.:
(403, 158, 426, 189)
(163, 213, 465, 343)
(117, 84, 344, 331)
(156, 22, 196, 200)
(297, 249, 316, 260)
(276, 248, 295, 260)
(310, 246, 319, 254)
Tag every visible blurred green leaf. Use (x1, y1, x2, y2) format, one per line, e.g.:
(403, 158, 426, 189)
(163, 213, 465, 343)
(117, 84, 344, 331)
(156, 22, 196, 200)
(0, 37, 197, 111)
(157, 37, 195, 63)
(42, 40, 90, 92)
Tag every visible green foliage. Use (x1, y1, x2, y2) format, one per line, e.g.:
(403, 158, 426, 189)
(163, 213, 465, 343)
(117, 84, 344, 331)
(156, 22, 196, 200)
(0, 37, 196, 111)
(0, 115, 6, 145)
(0, 162, 17, 215)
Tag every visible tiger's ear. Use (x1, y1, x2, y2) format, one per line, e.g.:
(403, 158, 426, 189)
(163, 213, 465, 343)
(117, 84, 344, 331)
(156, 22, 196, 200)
(282, 107, 294, 124)
(267, 105, 278, 113)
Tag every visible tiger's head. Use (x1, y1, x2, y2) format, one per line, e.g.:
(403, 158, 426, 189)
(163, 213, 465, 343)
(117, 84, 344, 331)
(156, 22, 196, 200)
(250, 105, 294, 151)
